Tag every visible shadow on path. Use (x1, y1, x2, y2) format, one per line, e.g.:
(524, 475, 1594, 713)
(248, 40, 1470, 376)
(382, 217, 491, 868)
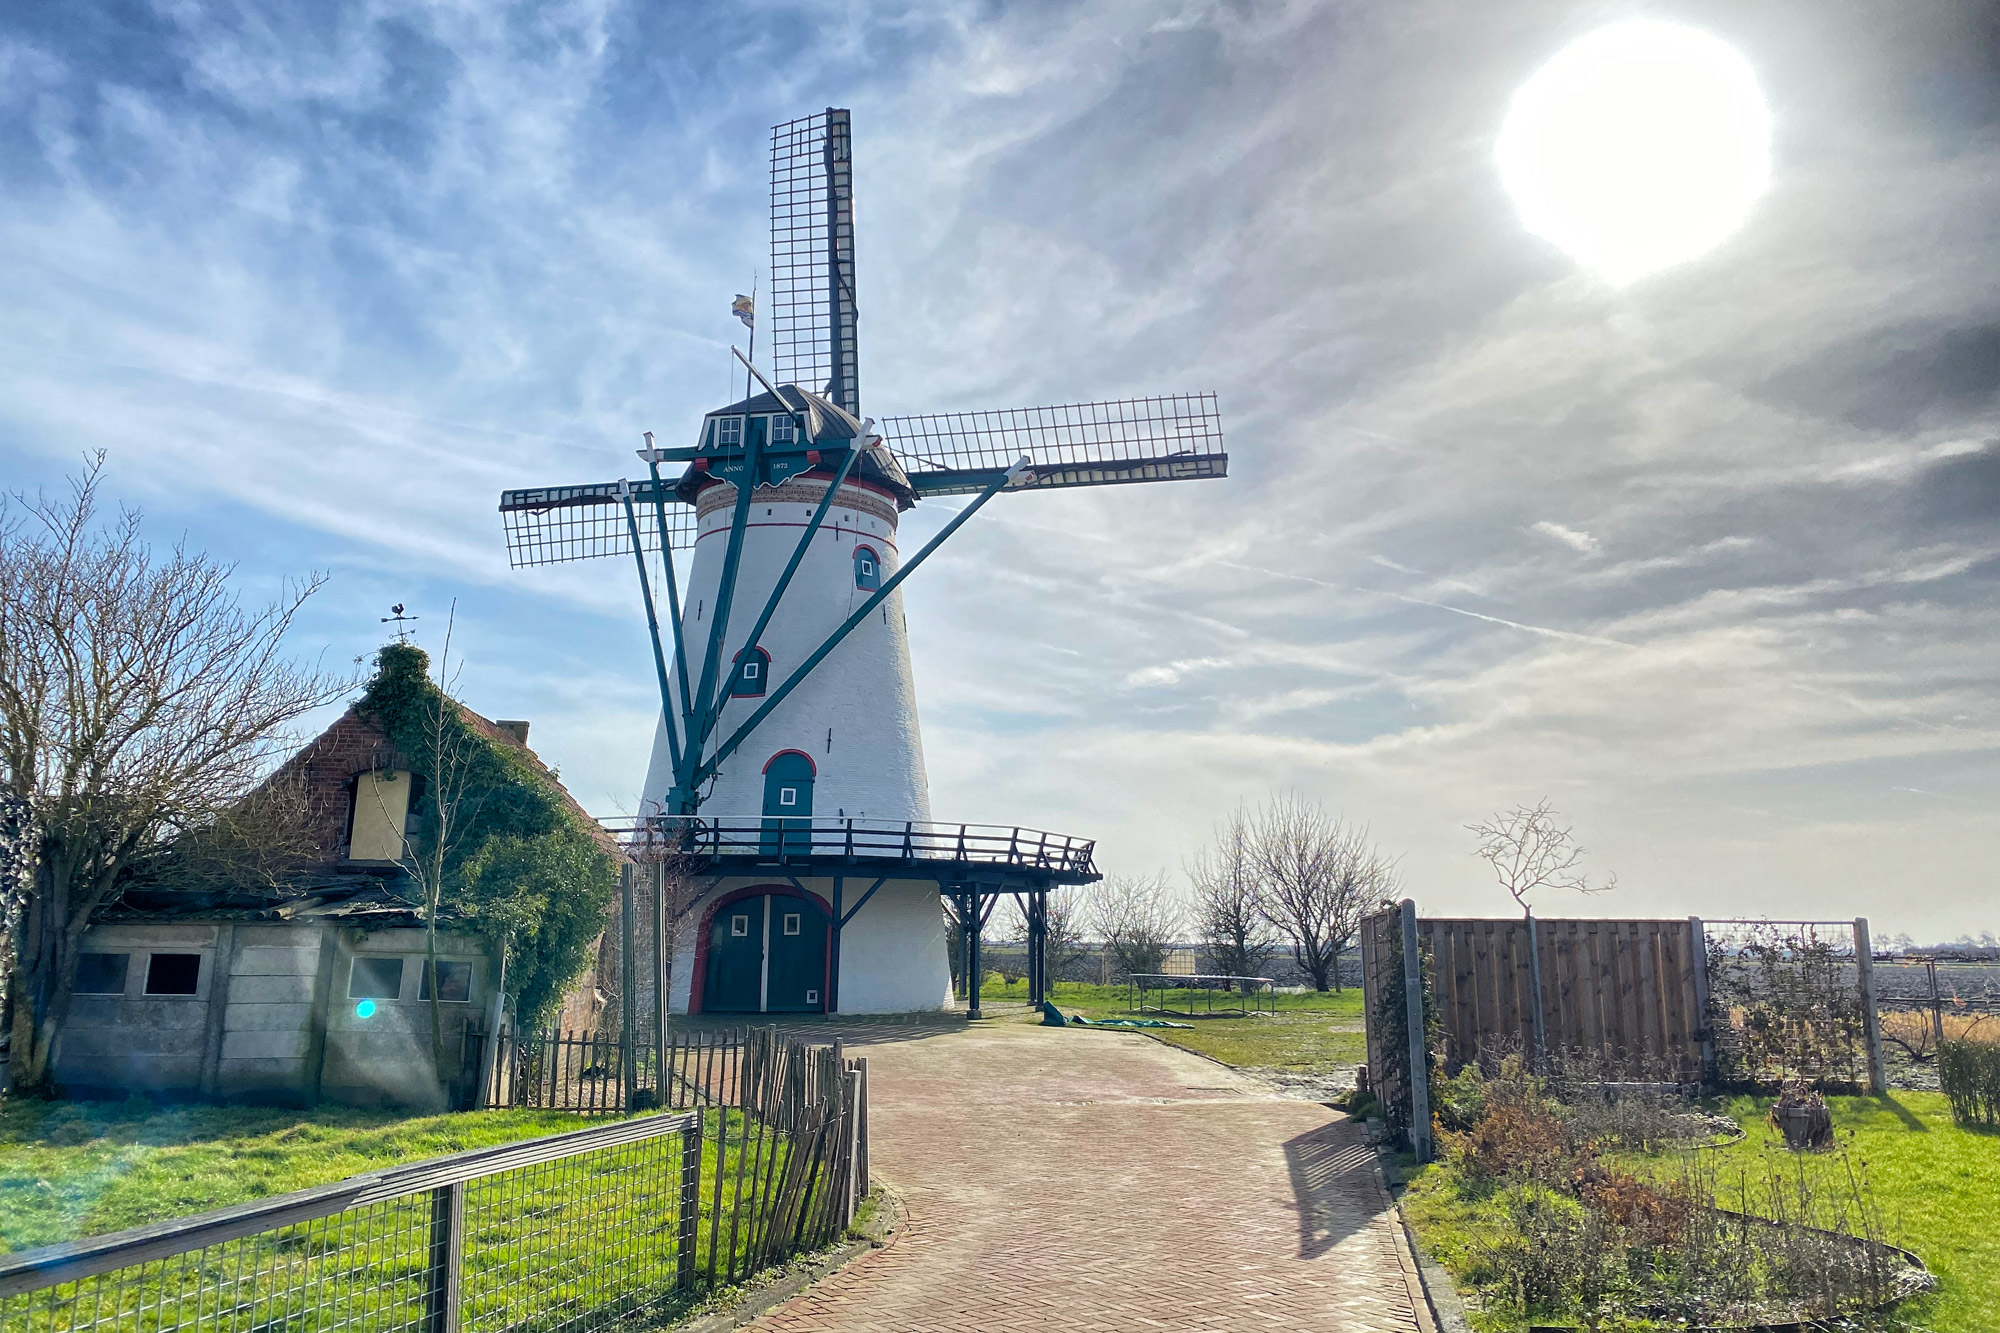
(1283, 1118, 1383, 1259)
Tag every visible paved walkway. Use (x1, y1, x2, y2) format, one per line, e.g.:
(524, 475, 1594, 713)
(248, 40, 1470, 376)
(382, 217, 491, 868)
(749, 1020, 1431, 1332)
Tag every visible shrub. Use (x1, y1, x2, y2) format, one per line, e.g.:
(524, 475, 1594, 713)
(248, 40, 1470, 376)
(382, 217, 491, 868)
(1939, 1036, 2000, 1126)
(1444, 1059, 1580, 1188)
(1433, 1065, 1487, 1133)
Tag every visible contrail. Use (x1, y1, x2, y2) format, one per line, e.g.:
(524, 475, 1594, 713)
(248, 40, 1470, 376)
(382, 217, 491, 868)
(1215, 559, 1635, 649)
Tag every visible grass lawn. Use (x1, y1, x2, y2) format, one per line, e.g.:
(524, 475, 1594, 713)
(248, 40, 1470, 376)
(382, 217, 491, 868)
(977, 977, 1368, 1073)
(1399, 1091, 1998, 1332)
(0, 1098, 599, 1253)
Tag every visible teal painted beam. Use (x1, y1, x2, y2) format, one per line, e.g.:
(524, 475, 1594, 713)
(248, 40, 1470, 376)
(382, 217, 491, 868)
(621, 489, 682, 778)
(696, 443, 861, 751)
(697, 462, 1024, 784)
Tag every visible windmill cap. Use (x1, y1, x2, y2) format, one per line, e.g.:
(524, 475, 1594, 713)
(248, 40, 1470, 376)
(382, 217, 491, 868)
(703, 384, 859, 443)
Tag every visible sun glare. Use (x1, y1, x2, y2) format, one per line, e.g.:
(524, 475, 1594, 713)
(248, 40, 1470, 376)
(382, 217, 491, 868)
(1497, 20, 1771, 285)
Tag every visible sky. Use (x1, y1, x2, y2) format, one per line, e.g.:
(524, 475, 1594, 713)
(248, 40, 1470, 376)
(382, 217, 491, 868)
(2, 1, 1996, 940)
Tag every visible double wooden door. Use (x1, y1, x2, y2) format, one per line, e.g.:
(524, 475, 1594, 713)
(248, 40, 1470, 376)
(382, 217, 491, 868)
(704, 893, 828, 1013)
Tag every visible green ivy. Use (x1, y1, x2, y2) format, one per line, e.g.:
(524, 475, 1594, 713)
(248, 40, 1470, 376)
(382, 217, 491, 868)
(358, 644, 615, 1027)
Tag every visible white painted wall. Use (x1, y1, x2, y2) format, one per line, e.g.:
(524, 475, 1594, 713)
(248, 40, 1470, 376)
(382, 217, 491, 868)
(640, 476, 932, 827)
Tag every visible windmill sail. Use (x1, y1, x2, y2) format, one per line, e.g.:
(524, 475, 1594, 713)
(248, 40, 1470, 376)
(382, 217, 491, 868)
(770, 109, 858, 418)
(498, 480, 697, 568)
(880, 393, 1226, 497)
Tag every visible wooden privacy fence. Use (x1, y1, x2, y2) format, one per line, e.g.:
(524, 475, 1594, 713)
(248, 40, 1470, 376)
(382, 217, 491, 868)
(1362, 906, 1712, 1089)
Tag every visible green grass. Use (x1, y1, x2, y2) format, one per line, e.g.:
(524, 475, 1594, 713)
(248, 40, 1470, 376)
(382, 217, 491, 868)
(0, 1097, 598, 1253)
(978, 977, 1368, 1073)
(1399, 1091, 1999, 1332)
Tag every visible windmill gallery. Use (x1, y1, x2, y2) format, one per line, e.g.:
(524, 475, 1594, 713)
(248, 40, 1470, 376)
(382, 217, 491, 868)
(501, 109, 1228, 1017)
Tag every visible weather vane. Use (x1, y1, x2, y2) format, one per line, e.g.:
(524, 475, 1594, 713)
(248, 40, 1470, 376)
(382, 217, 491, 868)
(381, 604, 419, 644)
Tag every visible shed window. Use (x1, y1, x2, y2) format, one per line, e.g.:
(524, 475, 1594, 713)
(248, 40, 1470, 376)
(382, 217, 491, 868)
(144, 953, 201, 996)
(731, 647, 770, 698)
(420, 960, 474, 1003)
(853, 545, 881, 591)
(716, 416, 743, 447)
(348, 957, 404, 1000)
(770, 413, 796, 444)
(76, 952, 129, 995)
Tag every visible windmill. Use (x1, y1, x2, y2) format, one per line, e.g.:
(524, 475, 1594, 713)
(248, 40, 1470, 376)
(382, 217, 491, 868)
(499, 108, 1226, 1017)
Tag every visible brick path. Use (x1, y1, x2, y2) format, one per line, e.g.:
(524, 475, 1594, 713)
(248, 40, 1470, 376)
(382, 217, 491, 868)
(750, 1021, 1431, 1332)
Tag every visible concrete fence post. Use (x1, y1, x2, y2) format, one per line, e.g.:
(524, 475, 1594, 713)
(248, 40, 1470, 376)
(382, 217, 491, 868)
(1525, 913, 1547, 1067)
(1688, 917, 1714, 1087)
(1854, 917, 1885, 1095)
(1399, 899, 1432, 1162)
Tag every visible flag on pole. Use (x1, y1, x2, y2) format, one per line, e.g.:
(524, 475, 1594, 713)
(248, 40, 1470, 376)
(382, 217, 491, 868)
(732, 293, 755, 329)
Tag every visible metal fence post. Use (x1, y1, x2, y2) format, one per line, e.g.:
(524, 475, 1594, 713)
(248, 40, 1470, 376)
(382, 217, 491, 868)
(426, 1182, 463, 1333)
(653, 860, 668, 1086)
(677, 1115, 703, 1289)
(1854, 917, 1885, 1094)
(1688, 917, 1714, 1087)
(1399, 899, 1432, 1162)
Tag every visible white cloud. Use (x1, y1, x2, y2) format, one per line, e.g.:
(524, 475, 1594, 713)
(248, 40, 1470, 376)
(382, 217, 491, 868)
(1532, 520, 1601, 553)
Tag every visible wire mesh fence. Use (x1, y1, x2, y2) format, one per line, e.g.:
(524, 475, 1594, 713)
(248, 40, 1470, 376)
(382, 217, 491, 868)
(0, 1028, 866, 1333)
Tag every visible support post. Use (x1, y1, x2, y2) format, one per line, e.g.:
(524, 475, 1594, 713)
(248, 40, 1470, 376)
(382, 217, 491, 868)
(1928, 956, 1945, 1050)
(1399, 899, 1432, 1162)
(854, 1056, 870, 1196)
(425, 1182, 464, 1333)
(968, 888, 984, 1018)
(1854, 917, 1885, 1095)
(844, 1066, 862, 1226)
(1525, 912, 1546, 1068)
(621, 862, 637, 1109)
(653, 861, 668, 1083)
(475, 941, 508, 1110)
(830, 876, 844, 1015)
(199, 923, 237, 1100)
(676, 1116, 702, 1289)
(1687, 917, 1714, 1087)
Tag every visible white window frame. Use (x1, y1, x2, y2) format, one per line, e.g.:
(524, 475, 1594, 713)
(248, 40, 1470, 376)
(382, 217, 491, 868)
(717, 416, 744, 447)
(783, 913, 802, 936)
(742, 659, 759, 679)
(731, 914, 751, 938)
(770, 413, 796, 444)
(779, 787, 798, 807)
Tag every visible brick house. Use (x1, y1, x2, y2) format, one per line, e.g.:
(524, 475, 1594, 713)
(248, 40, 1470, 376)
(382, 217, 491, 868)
(58, 707, 614, 1108)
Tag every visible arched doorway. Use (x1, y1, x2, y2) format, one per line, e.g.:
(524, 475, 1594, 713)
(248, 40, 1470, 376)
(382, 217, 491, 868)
(760, 751, 815, 857)
(700, 889, 829, 1013)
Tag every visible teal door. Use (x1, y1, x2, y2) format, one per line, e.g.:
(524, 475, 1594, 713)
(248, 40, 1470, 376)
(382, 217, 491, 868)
(701, 894, 828, 1013)
(766, 897, 828, 1012)
(704, 902, 763, 1012)
(760, 753, 815, 857)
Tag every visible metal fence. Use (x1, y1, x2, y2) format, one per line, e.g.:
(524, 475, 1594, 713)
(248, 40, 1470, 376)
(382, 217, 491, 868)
(0, 1028, 866, 1333)
(1129, 974, 1276, 1017)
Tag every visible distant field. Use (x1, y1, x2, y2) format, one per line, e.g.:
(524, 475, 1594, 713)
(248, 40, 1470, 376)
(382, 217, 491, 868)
(977, 976, 1368, 1073)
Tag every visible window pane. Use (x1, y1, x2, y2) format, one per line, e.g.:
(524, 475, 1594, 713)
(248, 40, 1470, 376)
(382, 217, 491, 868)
(348, 956, 404, 1000)
(420, 960, 473, 1003)
(76, 952, 129, 995)
(783, 913, 801, 936)
(144, 953, 201, 996)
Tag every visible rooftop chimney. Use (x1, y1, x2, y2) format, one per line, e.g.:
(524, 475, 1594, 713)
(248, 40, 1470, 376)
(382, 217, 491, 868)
(493, 720, 530, 745)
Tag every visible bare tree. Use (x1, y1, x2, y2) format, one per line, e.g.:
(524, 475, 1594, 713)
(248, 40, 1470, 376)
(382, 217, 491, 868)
(1249, 791, 1393, 991)
(0, 459, 341, 1092)
(1088, 872, 1184, 981)
(1006, 886, 1088, 991)
(1187, 808, 1276, 987)
(1467, 798, 1615, 916)
(624, 816, 713, 1024)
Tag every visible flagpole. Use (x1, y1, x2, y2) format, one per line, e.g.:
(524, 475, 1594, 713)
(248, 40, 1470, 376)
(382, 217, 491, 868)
(744, 274, 757, 403)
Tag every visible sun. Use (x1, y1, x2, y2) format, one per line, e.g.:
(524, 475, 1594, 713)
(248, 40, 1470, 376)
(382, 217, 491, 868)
(1497, 20, 1771, 285)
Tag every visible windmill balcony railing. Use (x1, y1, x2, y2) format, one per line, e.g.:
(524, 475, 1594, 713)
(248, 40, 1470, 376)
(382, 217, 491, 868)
(608, 817, 1099, 880)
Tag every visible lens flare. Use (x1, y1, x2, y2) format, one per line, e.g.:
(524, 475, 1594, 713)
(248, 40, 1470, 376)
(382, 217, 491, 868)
(355, 999, 377, 1019)
(1497, 20, 1771, 284)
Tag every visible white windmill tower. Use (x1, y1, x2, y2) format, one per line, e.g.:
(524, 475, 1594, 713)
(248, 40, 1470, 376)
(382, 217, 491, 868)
(501, 109, 1226, 1016)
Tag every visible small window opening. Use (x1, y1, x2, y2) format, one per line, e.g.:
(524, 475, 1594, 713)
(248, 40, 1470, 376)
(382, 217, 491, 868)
(783, 913, 802, 937)
(731, 647, 770, 698)
(717, 417, 743, 447)
(771, 414, 796, 444)
(76, 952, 129, 995)
(348, 956, 404, 1000)
(730, 914, 751, 938)
(145, 953, 201, 996)
(779, 786, 798, 807)
(420, 960, 474, 1003)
